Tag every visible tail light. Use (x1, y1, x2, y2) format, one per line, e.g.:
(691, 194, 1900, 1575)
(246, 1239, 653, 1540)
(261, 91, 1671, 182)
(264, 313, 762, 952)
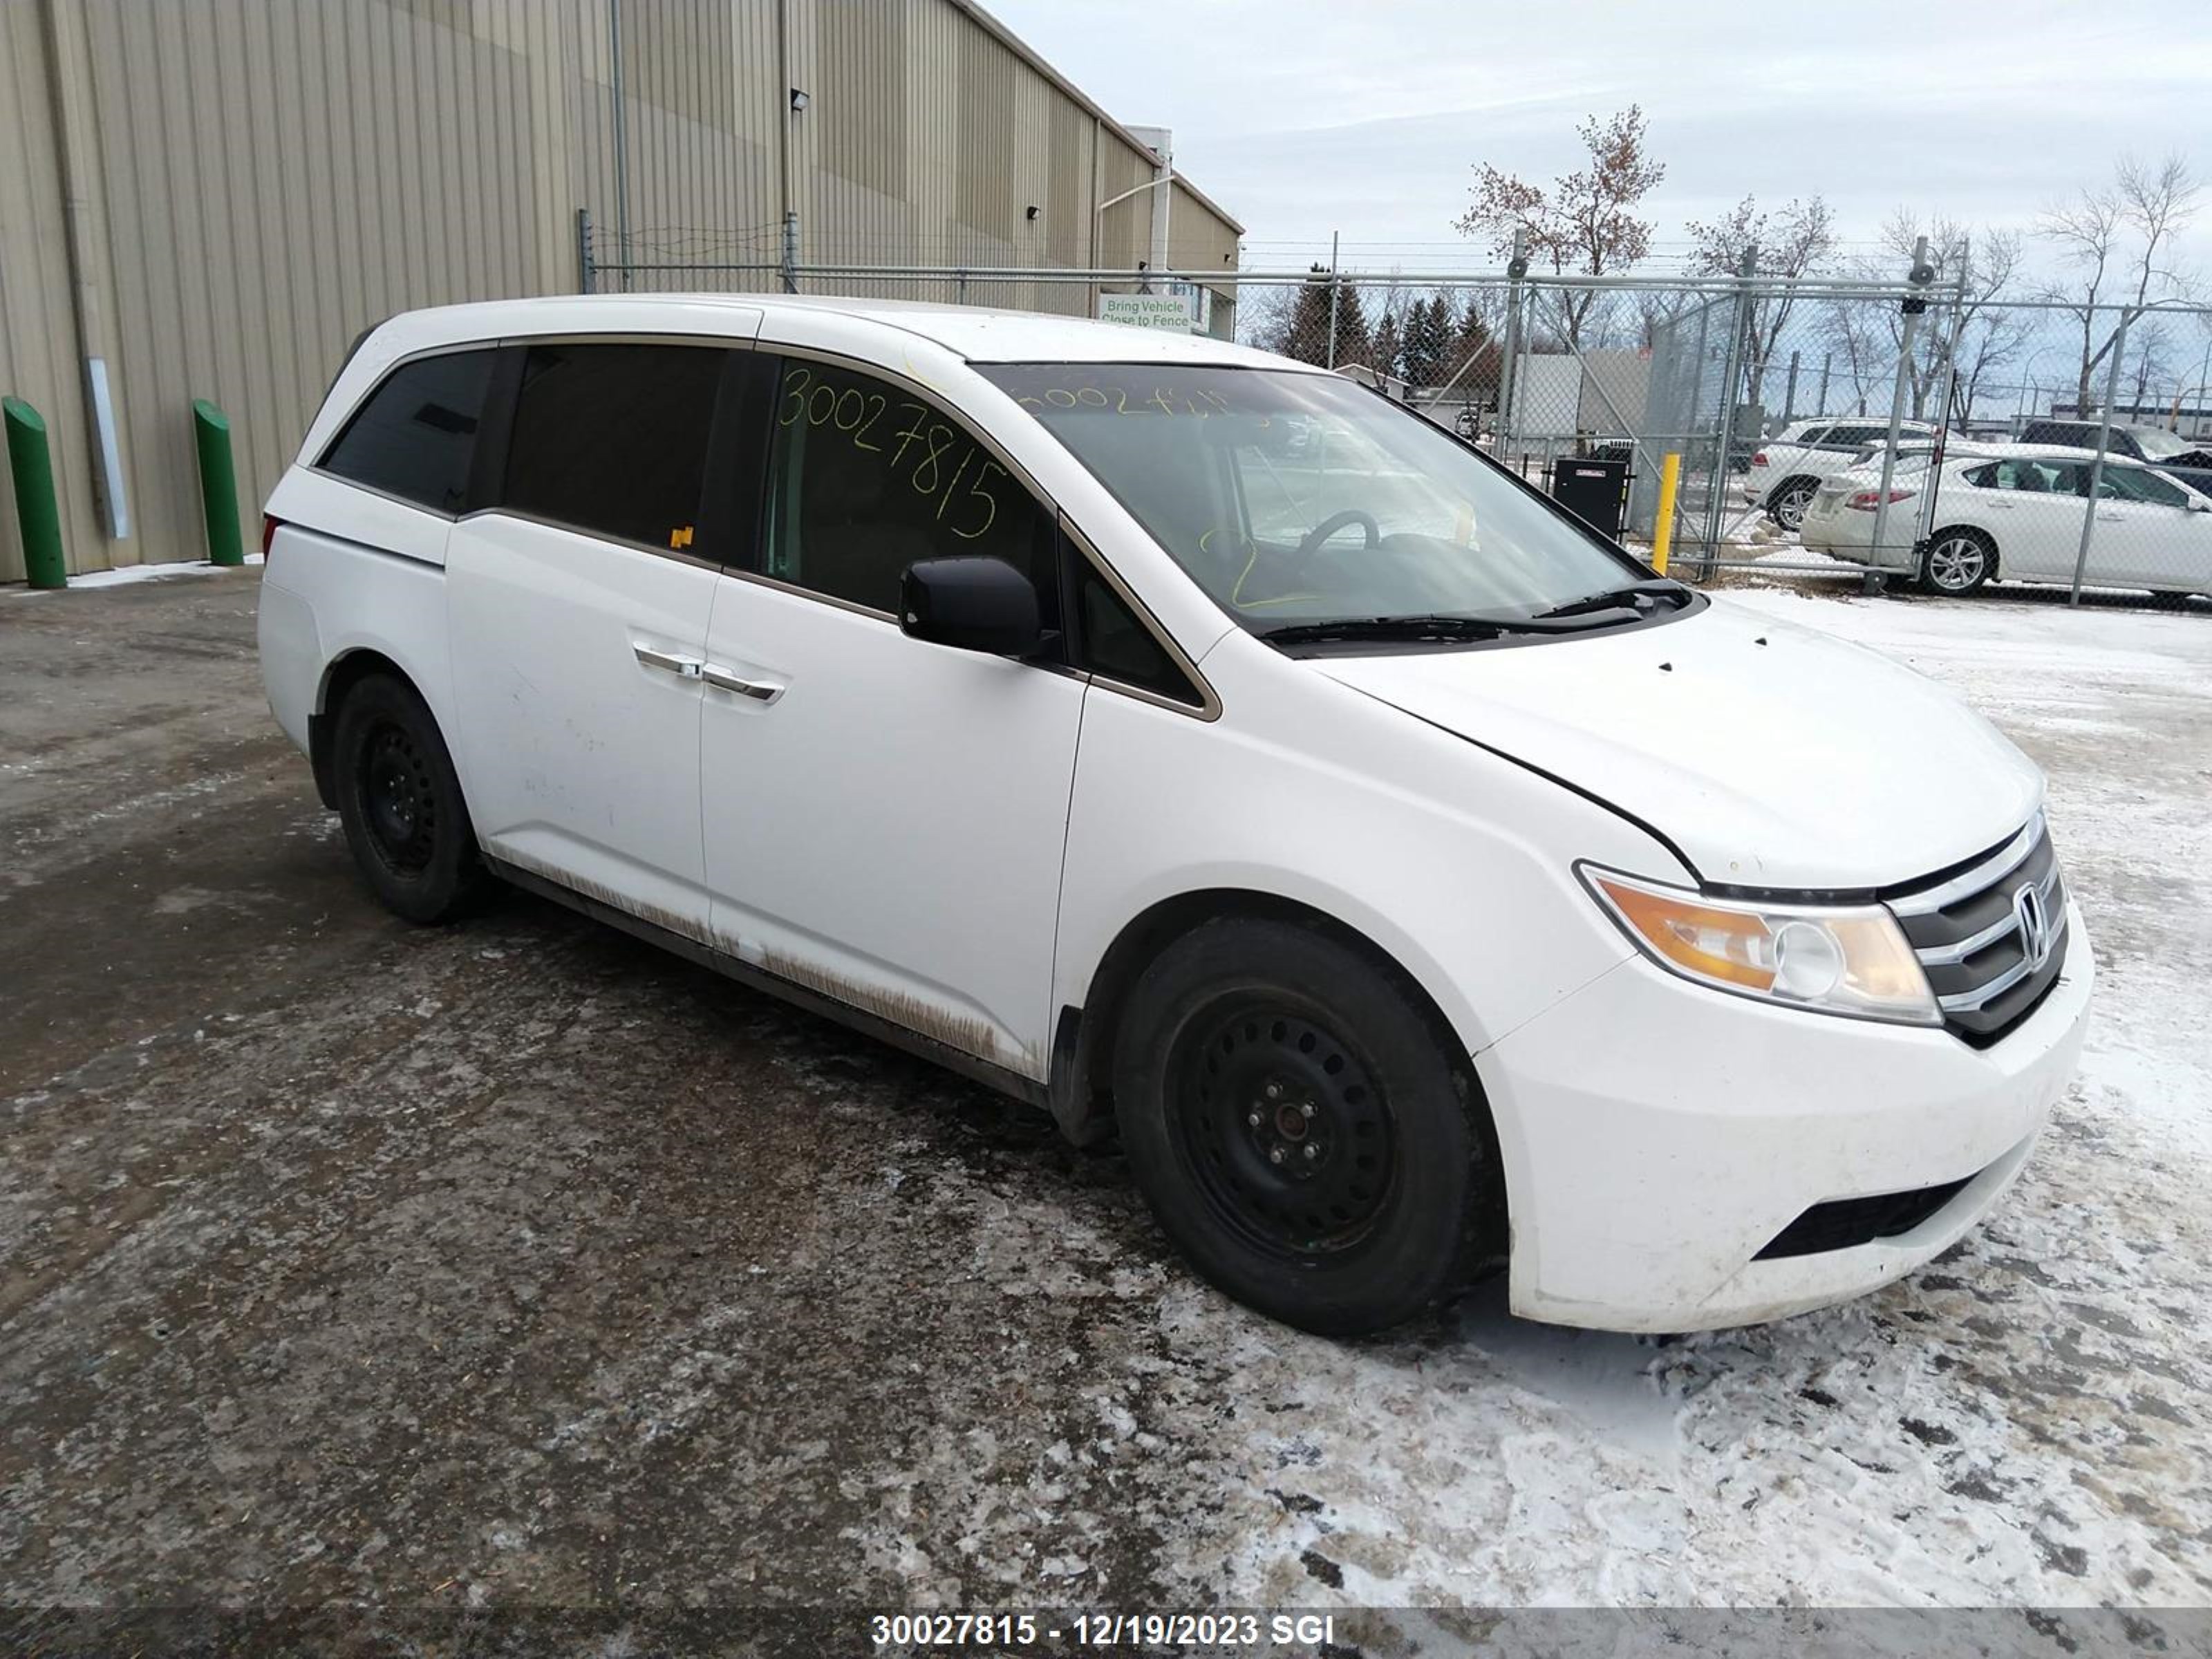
(1751, 450, 1769, 468)
(261, 514, 281, 557)
(1844, 488, 1915, 512)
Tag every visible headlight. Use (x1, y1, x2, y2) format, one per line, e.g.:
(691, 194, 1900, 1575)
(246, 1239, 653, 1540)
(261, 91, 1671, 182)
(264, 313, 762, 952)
(1580, 865, 1940, 1027)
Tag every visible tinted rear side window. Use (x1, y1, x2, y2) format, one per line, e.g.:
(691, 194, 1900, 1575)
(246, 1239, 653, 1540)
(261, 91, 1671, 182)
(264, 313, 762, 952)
(320, 348, 496, 512)
(502, 342, 725, 550)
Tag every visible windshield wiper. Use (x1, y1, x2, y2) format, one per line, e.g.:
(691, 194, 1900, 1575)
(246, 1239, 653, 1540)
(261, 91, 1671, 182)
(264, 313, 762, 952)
(1530, 579, 1694, 620)
(1261, 612, 1543, 646)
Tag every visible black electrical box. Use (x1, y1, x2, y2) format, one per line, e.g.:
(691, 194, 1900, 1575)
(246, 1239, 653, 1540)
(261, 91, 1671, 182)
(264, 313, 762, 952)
(1548, 456, 1631, 540)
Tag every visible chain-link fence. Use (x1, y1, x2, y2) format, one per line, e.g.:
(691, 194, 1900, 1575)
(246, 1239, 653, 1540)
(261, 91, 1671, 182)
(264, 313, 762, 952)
(583, 218, 2212, 610)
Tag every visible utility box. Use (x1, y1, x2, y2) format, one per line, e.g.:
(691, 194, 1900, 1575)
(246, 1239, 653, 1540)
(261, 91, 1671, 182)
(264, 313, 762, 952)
(1548, 455, 1631, 540)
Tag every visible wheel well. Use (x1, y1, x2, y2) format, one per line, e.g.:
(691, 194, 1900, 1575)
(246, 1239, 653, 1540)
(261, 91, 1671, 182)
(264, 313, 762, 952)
(308, 650, 412, 809)
(1051, 890, 1492, 1148)
(1766, 474, 1821, 507)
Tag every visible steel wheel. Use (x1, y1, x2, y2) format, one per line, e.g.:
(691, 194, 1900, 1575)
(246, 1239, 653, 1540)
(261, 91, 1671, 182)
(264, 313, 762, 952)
(1769, 479, 1817, 530)
(355, 718, 440, 876)
(1170, 999, 1397, 1259)
(1113, 917, 1499, 1336)
(1922, 531, 1991, 595)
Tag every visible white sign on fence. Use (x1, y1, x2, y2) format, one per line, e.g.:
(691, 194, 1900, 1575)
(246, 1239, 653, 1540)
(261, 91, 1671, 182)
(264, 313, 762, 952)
(1098, 291, 1201, 332)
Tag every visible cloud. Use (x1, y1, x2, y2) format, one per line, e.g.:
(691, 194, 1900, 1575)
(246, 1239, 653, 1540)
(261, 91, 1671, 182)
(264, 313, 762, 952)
(987, 0, 2212, 279)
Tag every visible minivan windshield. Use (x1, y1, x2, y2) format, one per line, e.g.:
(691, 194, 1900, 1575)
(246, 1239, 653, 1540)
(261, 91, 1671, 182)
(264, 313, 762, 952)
(980, 364, 1649, 635)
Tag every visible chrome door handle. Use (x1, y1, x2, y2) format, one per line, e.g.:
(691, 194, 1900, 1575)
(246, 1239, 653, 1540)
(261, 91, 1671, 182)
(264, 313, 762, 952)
(701, 664, 785, 703)
(633, 643, 701, 677)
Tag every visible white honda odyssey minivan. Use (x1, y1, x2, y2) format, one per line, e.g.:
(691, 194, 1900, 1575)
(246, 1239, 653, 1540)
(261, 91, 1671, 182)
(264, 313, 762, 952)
(257, 294, 2092, 1337)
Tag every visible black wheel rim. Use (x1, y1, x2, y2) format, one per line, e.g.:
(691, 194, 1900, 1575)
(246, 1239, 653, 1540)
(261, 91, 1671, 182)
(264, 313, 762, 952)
(355, 718, 438, 876)
(1169, 999, 1398, 1258)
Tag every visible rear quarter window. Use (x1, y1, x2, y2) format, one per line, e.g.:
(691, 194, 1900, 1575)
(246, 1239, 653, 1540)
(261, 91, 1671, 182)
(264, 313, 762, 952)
(319, 348, 496, 513)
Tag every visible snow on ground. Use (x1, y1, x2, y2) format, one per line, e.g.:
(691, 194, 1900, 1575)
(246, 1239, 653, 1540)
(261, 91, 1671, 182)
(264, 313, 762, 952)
(1141, 589, 2212, 1617)
(2, 553, 262, 595)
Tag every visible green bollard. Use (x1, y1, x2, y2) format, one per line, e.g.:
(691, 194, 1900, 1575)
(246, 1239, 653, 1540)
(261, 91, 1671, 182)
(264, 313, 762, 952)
(3, 397, 68, 589)
(191, 398, 244, 567)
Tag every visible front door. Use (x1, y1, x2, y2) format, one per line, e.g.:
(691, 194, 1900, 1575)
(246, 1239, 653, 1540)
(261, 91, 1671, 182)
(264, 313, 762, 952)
(2086, 466, 2212, 590)
(445, 336, 747, 938)
(699, 355, 1084, 1079)
(1972, 456, 2091, 580)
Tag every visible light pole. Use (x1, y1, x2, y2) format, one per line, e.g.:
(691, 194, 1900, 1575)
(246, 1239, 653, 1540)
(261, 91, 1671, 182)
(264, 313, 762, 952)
(1094, 174, 1174, 288)
(2010, 343, 2073, 431)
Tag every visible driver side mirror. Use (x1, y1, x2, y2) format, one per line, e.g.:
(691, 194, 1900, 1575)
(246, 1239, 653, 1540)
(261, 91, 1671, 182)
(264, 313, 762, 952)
(901, 556, 1043, 657)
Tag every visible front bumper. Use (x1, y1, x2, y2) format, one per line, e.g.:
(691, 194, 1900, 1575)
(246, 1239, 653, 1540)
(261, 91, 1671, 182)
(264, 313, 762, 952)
(1475, 900, 2093, 1332)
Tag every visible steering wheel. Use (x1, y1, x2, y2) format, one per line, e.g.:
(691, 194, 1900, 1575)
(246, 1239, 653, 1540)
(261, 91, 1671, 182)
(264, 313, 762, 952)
(1293, 509, 1380, 572)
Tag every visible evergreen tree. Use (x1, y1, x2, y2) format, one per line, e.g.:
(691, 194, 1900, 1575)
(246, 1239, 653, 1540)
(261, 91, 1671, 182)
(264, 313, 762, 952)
(1400, 294, 1450, 387)
(1282, 265, 1371, 368)
(1437, 298, 1501, 399)
(1369, 310, 1403, 382)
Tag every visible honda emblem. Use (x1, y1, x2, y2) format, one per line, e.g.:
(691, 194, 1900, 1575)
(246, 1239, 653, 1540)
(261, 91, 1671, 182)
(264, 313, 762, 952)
(2013, 881, 2053, 971)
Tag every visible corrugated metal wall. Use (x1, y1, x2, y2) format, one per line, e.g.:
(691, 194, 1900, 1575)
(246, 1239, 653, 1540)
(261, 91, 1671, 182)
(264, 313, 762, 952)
(0, 0, 1241, 582)
(1, 0, 99, 577)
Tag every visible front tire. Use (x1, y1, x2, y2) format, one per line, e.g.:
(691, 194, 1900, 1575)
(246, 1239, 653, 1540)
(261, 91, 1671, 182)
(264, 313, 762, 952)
(1920, 527, 1994, 596)
(331, 673, 485, 924)
(1112, 918, 1500, 1338)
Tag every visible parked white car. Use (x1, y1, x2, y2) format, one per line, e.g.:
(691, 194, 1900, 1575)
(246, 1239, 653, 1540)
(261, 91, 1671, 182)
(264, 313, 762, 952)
(258, 296, 2091, 1337)
(1800, 444, 2212, 596)
(1745, 417, 1940, 530)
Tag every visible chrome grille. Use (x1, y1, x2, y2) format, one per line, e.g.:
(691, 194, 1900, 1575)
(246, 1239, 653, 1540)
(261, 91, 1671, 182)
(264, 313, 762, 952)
(1891, 814, 2069, 1047)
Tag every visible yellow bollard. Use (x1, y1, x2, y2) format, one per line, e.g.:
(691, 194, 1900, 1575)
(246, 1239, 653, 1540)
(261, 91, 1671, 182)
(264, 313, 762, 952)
(1651, 451, 1682, 576)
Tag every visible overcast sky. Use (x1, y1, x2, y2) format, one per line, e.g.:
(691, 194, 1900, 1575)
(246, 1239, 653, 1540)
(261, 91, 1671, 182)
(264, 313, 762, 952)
(988, 0, 2212, 283)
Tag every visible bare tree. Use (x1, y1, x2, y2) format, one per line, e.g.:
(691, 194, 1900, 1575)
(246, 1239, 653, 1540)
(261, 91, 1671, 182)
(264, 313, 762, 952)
(1947, 229, 2034, 426)
(1238, 281, 1302, 355)
(1683, 193, 1837, 411)
(1456, 106, 1665, 350)
(2126, 316, 2177, 411)
(1919, 224, 2032, 427)
(2038, 151, 2201, 412)
(1837, 212, 2027, 421)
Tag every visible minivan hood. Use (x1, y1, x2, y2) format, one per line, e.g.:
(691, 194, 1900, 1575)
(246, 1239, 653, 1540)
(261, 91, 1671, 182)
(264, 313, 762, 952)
(1313, 597, 2041, 891)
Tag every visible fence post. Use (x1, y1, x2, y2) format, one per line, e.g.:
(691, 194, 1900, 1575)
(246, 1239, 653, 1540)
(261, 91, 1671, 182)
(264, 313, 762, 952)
(1325, 231, 1341, 370)
(3, 397, 68, 589)
(1870, 236, 1933, 579)
(1913, 261, 1972, 552)
(575, 207, 593, 293)
(1783, 350, 1800, 424)
(1497, 228, 1528, 458)
(1698, 243, 1757, 570)
(2070, 306, 2133, 608)
(191, 400, 243, 567)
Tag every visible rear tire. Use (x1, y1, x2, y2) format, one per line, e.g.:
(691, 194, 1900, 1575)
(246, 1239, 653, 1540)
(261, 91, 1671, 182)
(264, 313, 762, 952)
(1766, 476, 1820, 531)
(1920, 527, 1994, 596)
(1112, 918, 1500, 1338)
(331, 673, 485, 924)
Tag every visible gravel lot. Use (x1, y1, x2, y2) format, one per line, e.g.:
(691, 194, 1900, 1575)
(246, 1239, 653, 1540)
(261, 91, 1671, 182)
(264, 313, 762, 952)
(3, 569, 2208, 1641)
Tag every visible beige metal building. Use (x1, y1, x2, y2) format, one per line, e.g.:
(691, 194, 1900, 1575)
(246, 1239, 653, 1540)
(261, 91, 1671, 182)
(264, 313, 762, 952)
(0, 0, 1241, 581)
